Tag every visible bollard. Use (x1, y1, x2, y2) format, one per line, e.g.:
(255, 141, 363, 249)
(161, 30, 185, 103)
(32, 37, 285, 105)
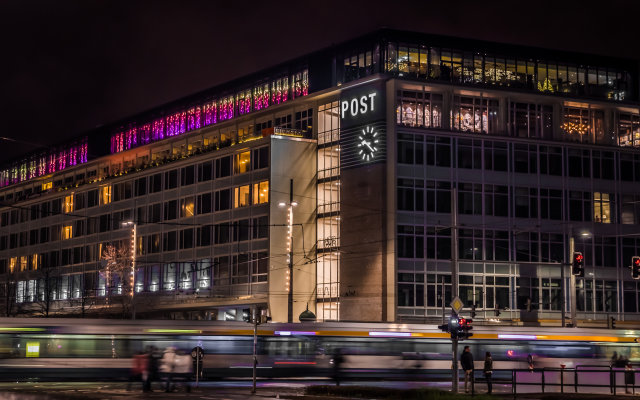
(561, 368, 564, 393)
(574, 368, 578, 393)
(541, 369, 545, 393)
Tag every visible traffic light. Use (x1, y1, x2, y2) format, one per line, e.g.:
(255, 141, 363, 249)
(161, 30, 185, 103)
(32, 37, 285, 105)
(572, 252, 584, 277)
(471, 304, 477, 318)
(437, 323, 449, 333)
(609, 316, 616, 329)
(457, 317, 473, 340)
(448, 314, 460, 333)
(632, 256, 640, 279)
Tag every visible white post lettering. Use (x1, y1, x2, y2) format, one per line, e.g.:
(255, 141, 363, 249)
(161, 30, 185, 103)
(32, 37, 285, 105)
(350, 98, 358, 117)
(359, 96, 368, 114)
(340, 101, 349, 119)
(368, 92, 377, 112)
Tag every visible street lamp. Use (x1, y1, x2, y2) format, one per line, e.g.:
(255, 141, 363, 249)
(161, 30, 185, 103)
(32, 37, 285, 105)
(278, 179, 297, 323)
(121, 220, 137, 319)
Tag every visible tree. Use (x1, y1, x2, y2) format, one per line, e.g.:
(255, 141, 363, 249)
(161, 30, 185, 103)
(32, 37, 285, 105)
(101, 242, 134, 317)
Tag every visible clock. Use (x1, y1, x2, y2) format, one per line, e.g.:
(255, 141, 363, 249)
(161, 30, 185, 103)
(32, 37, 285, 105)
(357, 125, 380, 162)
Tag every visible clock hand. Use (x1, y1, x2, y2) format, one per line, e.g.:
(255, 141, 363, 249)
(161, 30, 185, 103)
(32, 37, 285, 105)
(366, 143, 374, 151)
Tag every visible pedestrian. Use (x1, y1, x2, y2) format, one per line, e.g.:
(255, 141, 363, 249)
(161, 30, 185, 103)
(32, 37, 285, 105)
(484, 352, 493, 394)
(527, 353, 534, 371)
(144, 346, 159, 392)
(625, 361, 635, 394)
(610, 351, 619, 368)
(127, 351, 148, 392)
(460, 345, 474, 393)
(332, 348, 344, 386)
(172, 349, 193, 393)
(160, 346, 176, 392)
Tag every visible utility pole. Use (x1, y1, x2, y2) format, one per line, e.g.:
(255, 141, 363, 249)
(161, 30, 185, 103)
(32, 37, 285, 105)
(251, 307, 258, 394)
(288, 179, 294, 323)
(451, 187, 459, 393)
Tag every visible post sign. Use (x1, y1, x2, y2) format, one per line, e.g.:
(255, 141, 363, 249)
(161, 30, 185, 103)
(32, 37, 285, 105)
(339, 82, 386, 169)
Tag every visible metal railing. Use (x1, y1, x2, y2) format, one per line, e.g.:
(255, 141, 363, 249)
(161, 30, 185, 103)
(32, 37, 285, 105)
(467, 365, 639, 398)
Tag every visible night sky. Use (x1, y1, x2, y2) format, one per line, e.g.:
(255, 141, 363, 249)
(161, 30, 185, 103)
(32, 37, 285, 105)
(0, 0, 638, 164)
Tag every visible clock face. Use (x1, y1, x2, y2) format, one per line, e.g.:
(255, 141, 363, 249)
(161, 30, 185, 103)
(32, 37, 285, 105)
(357, 125, 379, 162)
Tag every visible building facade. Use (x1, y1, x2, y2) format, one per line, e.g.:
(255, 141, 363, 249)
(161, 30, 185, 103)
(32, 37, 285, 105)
(1, 30, 640, 325)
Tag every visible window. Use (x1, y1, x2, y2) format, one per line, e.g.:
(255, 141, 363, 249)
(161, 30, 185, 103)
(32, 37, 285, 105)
(181, 165, 195, 186)
(164, 170, 178, 189)
(62, 225, 73, 240)
(234, 185, 250, 208)
(253, 181, 269, 204)
(9, 257, 16, 273)
(252, 146, 269, 169)
(20, 256, 27, 272)
(163, 263, 176, 291)
(215, 156, 231, 178)
(42, 181, 52, 191)
(163, 231, 177, 251)
(451, 95, 498, 133)
(594, 192, 612, 223)
(179, 229, 194, 249)
(396, 90, 443, 128)
(164, 200, 177, 221)
(234, 151, 251, 174)
(149, 173, 162, 192)
(197, 193, 212, 214)
(618, 112, 640, 147)
(509, 102, 553, 139)
(135, 177, 147, 196)
(64, 194, 74, 213)
(562, 106, 605, 144)
(100, 185, 111, 205)
(295, 108, 313, 134)
(197, 161, 213, 182)
(214, 189, 231, 211)
(180, 197, 195, 218)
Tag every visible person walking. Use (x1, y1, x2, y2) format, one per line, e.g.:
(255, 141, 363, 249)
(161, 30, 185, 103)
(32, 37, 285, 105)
(483, 352, 493, 394)
(625, 361, 635, 394)
(127, 351, 148, 392)
(160, 347, 177, 392)
(527, 353, 534, 371)
(460, 346, 474, 393)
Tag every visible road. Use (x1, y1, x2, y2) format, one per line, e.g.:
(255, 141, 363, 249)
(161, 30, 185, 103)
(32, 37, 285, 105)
(0, 379, 636, 399)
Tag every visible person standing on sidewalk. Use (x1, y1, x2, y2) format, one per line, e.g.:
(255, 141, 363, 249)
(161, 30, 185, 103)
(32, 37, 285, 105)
(483, 352, 493, 394)
(460, 346, 474, 393)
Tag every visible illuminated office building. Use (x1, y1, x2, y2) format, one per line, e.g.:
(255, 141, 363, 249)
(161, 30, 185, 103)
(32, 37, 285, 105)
(0, 30, 639, 324)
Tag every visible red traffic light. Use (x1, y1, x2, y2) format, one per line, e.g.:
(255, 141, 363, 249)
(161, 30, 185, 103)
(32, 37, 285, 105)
(633, 257, 640, 267)
(574, 253, 584, 263)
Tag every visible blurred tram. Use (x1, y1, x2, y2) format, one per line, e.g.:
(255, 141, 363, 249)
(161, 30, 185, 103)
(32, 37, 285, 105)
(0, 318, 638, 381)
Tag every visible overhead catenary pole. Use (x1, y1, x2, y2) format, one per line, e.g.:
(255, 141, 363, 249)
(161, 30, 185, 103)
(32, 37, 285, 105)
(451, 187, 459, 393)
(288, 179, 294, 323)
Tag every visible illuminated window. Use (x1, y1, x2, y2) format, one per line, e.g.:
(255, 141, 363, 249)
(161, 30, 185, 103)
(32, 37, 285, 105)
(234, 185, 250, 208)
(180, 197, 195, 218)
(64, 194, 74, 213)
(62, 225, 73, 240)
(594, 192, 611, 223)
(234, 151, 251, 174)
(42, 181, 52, 191)
(100, 185, 112, 205)
(20, 256, 27, 272)
(252, 181, 269, 204)
(31, 254, 39, 270)
(9, 257, 16, 273)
